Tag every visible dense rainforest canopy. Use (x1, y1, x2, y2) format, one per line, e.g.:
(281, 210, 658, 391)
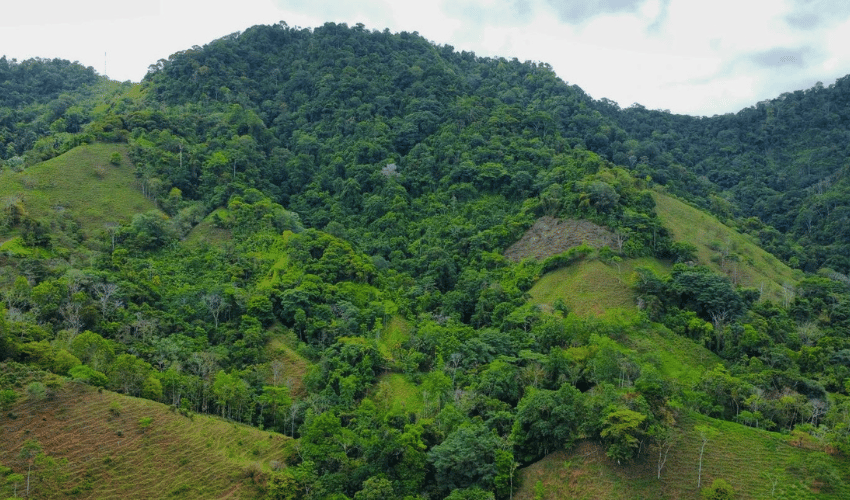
(2, 21, 850, 499)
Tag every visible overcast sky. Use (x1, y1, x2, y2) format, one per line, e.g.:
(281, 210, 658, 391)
(3, 0, 849, 116)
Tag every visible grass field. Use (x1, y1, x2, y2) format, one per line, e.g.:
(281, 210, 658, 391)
(625, 322, 720, 388)
(373, 373, 425, 415)
(528, 257, 669, 318)
(0, 381, 293, 499)
(183, 208, 233, 246)
(652, 190, 800, 303)
(515, 413, 850, 500)
(0, 143, 155, 238)
(266, 332, 312, 398)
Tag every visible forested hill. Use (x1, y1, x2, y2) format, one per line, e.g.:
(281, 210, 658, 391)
(590, 78, 850, 274)
(0, 56, 130, 163)
(3, 22, 850, 499)
(143, 21, 850, 274)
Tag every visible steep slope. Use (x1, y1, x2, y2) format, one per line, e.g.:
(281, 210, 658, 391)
(593, 77, 850, 274)
(0, 143, 155, 238)
(651, 190, 800, 303)
(0, 371, 292, 499)
(516, 413, 850, 500)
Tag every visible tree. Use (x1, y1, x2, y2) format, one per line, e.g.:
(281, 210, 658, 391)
(109, 354, 153, 396)
(5, 471, 25, 499)
(257, 385, 291, 431)
(203, 292, 228, 329)
(429, 423, 502, 493)
(70, 330, 114, 372)
(354, 476, 394, 500)
(695, 425, 719, 488)
(511, 384, 585, 463)
(18, 439, 42, 498)
(599, 408, 647, 462)
(650, 424, 678, 480)
(93, 282, 120, 319)
(69, 364, 108, 387)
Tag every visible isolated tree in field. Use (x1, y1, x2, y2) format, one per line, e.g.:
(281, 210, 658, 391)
(651, 424, 678, 479)
(695, 425, 719, 488)
(18, 439, 42, 497)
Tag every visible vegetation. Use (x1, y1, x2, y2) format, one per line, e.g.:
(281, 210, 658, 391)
(2, 21, 850, 499)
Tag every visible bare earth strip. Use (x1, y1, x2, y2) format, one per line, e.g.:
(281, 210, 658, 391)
(504, 216, 615, 262)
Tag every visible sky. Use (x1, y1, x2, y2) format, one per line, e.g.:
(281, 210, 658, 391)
(2, 0, 850, 116)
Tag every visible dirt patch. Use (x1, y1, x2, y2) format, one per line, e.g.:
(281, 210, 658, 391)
(504, 216, 615, 262)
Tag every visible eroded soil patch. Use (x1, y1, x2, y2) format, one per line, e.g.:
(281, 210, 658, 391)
(505, 216, 615, 262)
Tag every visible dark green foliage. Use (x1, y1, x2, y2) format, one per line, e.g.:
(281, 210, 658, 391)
(0, 56, 107, 162)
(428, 422, 504, 494)
(599, 408, 648, 462)
(511, 384, 585, 463)
(4, 22, 850, 500)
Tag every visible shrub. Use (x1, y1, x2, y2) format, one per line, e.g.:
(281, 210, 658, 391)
(26, 381, 46, 401)
(138, 416, 153, 432)
(701, 478, 734, 500)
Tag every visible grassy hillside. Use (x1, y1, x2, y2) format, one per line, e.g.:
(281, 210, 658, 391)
(514, 415, 850, 500)
(182, 208, 233, 246)
(652, 190, 800, 303)
(0, 370, 292, 499)
(528, 257, 669, 318)
(516, 413, 850, 500)
(0, 143, 155, 238)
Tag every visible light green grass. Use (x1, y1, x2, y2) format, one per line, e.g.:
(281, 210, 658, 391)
(183, 208, 233, 246)
(627, 324, 721, 387)
(266, 332, 312, 397)
(0, 143, 155, 237)
(515, 412, 850, 500)
(529, 257, 669, 317)
(652, 190, 800, 303)
(373, 373, 424, 415)
(377, 315, 412, 362)
(0, 236, 44, 257)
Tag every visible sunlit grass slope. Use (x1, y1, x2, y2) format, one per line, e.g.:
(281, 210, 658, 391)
(182, 208, 233, 246)
(516, 413, 850, 500)
(1, 381, 292, 499)
(0, 143, 154, 237)
(528, 257, 669, 318)
(652, 190, 800, 303)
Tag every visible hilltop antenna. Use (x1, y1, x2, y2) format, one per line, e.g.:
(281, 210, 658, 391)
(104, 52, 107, 78)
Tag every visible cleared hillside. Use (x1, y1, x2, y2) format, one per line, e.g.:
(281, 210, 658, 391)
(0, 143, 155, 238)
(0, 375, 292, 499)
(652, 190, 800, 303)
(516, 413, 850, 500)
